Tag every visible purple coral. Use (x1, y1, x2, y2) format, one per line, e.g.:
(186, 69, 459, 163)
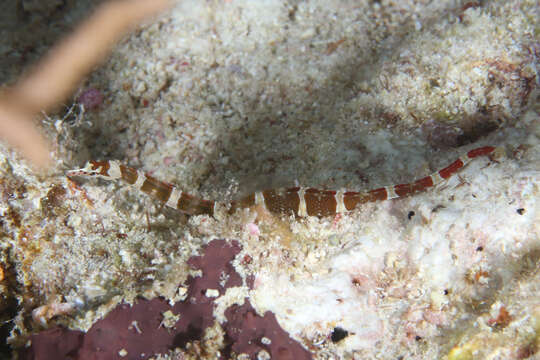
(18, 239, 312, 359)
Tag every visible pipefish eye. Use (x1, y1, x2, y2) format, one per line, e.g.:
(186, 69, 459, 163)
(89, 161, 100, 170)
(87, 161, 110, 175)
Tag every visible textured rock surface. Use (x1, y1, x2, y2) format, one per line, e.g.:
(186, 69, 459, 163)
(18, 240, 311, 359)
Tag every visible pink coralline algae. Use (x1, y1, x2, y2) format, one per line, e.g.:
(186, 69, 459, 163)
(18, 239, 312, 359)
(77, 88, 104, 110)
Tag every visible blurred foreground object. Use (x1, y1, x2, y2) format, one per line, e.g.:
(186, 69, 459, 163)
(0, 0, 172, 168)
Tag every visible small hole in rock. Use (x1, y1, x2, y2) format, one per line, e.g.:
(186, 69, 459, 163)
(331, 327, 349, 343)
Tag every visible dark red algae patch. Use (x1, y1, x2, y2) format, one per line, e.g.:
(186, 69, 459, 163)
(223, 300, 312, 360)
(19, 327, 84, 360)
(18, 239, 312, 359)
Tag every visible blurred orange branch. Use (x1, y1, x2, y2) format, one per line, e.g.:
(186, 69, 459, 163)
(0, 0, 172, 168)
